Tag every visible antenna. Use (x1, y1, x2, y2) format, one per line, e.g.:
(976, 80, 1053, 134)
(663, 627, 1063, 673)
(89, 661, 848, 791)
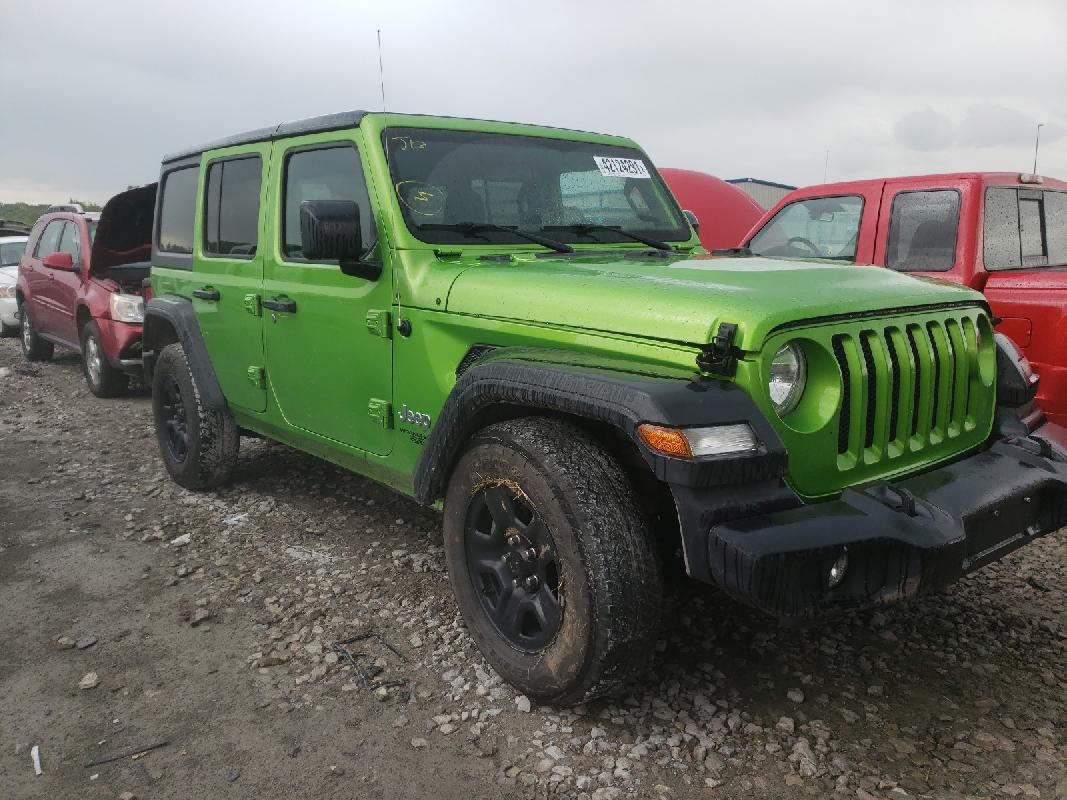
(1033, 122, 1044, 175)
(823, 150, 830, 184)
(377, 29, 387, 111)
(377, 29, 405, 335)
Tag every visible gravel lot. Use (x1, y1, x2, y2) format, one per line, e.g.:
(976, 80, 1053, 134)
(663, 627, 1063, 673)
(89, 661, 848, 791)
(1, 335, 1065, 800)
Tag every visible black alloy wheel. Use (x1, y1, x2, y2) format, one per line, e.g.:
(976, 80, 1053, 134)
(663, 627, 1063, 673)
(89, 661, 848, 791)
(463, 484, 563, 651)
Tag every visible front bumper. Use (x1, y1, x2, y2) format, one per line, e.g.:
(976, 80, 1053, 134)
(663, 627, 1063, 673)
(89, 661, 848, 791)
(95, 317, 144, 374)
(701, 429, 1067, 619)
(0, 296, 17, 328)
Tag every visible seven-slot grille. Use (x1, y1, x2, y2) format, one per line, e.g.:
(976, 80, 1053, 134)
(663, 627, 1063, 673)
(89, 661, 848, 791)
(831, 315, 983, 469)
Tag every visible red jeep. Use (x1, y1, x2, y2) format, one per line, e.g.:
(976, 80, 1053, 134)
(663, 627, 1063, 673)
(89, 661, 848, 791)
(741, 173, 1067, 425)
(17, 186, 154, 396)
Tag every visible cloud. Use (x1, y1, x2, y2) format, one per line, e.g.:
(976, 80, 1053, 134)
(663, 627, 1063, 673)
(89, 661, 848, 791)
(895, 108, 957, 152)
(1, 0, 1065, 201)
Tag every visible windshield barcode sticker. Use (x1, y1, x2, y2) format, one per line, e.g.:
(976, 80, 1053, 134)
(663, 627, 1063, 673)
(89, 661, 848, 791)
(593, 156, 650, 179)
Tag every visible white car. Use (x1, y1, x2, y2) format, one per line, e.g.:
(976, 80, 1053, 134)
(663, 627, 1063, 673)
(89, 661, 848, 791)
(0, 235, 28, 336)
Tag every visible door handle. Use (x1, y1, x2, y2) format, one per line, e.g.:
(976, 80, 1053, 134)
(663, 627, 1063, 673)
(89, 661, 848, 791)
(262, 298, 297, 313)
(193, 288, 220, 301)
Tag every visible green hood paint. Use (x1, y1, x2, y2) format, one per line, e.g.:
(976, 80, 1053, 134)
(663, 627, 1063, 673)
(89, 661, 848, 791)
(444, 253, 988, 351)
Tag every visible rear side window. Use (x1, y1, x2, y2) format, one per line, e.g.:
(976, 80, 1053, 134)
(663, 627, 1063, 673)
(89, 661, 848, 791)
(886, 190, 960, 272)
(35, 220, 65, 258)
(204, 156, 262, 258)
(157, 167, 198, 255)
(984, 188, 1067, 269)
(283, 146, 377, 259)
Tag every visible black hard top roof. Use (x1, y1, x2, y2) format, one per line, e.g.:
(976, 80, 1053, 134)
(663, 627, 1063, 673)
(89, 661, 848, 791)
(162, 110, 370, 164)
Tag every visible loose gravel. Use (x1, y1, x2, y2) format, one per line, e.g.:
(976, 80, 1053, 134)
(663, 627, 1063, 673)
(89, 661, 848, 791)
(1, 336, 1065, 799)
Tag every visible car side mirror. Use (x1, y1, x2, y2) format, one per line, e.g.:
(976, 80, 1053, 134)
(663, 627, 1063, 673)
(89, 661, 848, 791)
(682, 209, 700, 233)
(299, 200, 381, 281)
(42, 252, 77, 271)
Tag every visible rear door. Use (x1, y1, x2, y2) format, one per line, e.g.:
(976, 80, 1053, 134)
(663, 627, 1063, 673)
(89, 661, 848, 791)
(262, 132, 393, 455)
(27, 219, 66, 335)
(872, 177, 973, 284)
(191, 146, 269, 413)
(981, 186, 1067, 423)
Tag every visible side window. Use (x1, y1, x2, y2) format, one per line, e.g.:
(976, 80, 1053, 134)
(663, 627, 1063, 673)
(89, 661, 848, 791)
(58, 222, 81, 262)
(984, 188, 1067, 269)
(282, 146, 377, 259)
(35, 220, 64, 258)
(1046, 191, 1067, 265)
(886, 190, 960, 272)
(748, 195, 862, 260)
(983, 188, 1020, 269)
(157, 166, 198, 255)
(204, 156, 262, 258)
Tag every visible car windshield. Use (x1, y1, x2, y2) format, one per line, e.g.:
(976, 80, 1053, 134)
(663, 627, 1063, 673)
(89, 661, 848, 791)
(0, 240, 27, 266)
(748, 195, 862, 260)
(384, 127, 690, 247)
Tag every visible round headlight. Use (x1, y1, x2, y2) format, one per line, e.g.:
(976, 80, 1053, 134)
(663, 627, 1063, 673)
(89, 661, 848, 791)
(769, 342, 806, 415)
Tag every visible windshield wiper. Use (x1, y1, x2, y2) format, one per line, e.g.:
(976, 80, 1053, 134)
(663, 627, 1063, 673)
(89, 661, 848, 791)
(543, 224, 671, 252)
(418, 222, 574, 254)
(711, 246, 752, 256)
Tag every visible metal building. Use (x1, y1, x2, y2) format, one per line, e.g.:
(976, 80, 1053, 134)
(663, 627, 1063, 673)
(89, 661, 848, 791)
(726, 178, 796, 210)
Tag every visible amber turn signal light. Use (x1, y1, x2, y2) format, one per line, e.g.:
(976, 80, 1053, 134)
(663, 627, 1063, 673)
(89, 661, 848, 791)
(636, 424, 693, 458)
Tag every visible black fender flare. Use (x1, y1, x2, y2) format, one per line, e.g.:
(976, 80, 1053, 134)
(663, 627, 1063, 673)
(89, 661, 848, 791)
(412, 348, 788, 507)
(143, 295, 227, 411)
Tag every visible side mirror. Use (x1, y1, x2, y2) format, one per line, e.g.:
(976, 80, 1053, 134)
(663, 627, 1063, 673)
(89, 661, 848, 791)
(299, 200, 381, 281)
(42, 252, 77, 271)
(683, 209, 700, 233)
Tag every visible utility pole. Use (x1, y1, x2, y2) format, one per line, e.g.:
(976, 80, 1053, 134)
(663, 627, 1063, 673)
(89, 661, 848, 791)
(1033, 123, 1044, 175)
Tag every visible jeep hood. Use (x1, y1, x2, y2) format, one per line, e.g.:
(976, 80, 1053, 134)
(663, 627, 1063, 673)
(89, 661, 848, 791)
(444, 254, 987, 351)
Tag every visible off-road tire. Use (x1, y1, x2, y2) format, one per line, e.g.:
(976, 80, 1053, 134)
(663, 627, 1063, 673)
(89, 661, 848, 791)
(80, 321, 129, 398)
(19, 304, 54, 361)
(151, 342, 239, 490)
(443, 417, 662, 705)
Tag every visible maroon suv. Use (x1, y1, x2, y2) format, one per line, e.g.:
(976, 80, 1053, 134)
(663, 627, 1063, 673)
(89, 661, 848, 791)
(17, 187, 154, 396)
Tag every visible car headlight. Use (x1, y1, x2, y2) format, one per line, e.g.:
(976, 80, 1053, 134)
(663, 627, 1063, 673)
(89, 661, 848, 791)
(769, 342, 806, 415)
(0, 285, 14, 299)
(110, 292, 144, 323)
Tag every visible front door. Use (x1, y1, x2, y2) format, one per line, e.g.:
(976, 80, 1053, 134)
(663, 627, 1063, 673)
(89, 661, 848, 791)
(262, 133, 393, 456)
(191, 146, 269, 413)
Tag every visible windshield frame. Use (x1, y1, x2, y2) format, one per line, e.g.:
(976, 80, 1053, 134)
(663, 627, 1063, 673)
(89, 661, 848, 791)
(380, 125, 693, 249)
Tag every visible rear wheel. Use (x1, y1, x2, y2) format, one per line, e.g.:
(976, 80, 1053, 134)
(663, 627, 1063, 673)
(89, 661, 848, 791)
(151, 342, 239, 490)
(80, 321, 129, 398)
(19, 304, 53, 361)
(443, 417, 662, 705)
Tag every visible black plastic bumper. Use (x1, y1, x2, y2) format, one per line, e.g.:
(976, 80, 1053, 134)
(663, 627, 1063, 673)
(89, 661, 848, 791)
(702, 430, 1067, 619)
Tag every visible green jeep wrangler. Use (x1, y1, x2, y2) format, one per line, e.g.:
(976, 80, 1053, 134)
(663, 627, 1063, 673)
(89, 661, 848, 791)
(142, 111, 1067, 704)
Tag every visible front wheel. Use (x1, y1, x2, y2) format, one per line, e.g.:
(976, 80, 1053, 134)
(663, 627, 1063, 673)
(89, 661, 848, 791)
(80, 321, 129, 398)
(19, 304, 54, 361)
(442, 417, 662, 705)
(151, 342, 239, 490)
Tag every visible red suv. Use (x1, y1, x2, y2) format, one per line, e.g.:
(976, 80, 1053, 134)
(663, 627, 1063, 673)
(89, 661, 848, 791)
(17, 187, 154, 396)
(741, 172, 1067, 425)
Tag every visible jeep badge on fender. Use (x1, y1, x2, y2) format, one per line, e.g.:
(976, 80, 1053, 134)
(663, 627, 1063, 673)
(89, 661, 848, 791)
(140, 110, 1067, 705)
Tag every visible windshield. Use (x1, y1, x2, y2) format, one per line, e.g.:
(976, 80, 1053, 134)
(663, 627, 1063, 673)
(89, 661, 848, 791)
(748, 195, 862, 260)
(384, 127, 690, 247)
(0, 240, 27, 266)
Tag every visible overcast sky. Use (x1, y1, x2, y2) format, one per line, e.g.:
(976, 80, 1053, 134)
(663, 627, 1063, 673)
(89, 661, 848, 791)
(1, 0, 1064, 204)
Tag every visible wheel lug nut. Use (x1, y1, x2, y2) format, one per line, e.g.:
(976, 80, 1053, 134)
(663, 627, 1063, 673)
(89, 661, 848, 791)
(525, 548, 537, 560)
(507, 535, 520, 547)
(524, 576, 539, 591)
